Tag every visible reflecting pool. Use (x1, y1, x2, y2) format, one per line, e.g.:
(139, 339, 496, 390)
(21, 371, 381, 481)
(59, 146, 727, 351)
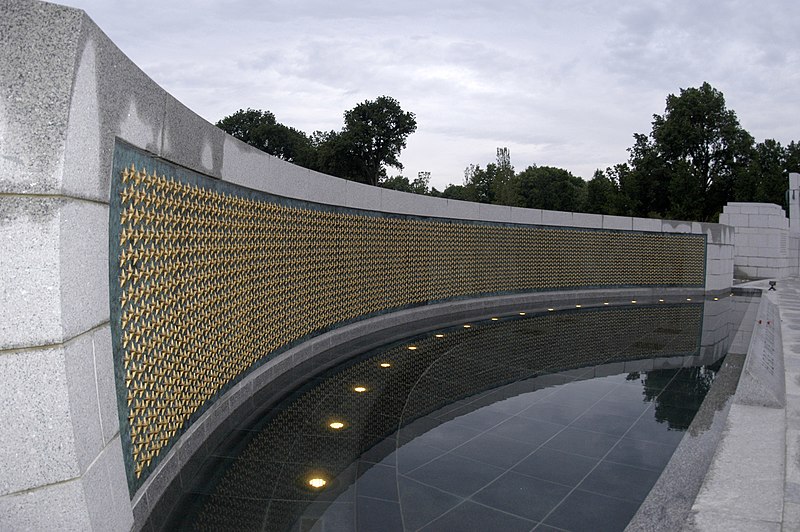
(166, 299, 751, 531)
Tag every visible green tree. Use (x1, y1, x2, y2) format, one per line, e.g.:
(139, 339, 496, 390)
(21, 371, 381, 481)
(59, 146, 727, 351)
(439, 184, 474, 201)
(379, 174, 413, 192)
(463, 164, 492, 203)
(736, 139, 787, 208)
(216, 108, 313, 165)
(515, 165, 586, 212)
(461, 148, 517, 205)
(628, 82, 754, 221)
(411, 171, 431, 195)
(585, 170, 619, 215)
(492, 147, 517, 205)
(340, 96, 417, 186)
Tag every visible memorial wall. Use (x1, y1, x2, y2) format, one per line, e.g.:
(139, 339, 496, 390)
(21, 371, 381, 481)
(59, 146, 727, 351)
(0, 1, 734, 529)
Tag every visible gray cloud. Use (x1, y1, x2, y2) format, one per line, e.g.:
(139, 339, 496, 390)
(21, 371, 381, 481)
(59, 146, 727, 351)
(65, 0, 800, 188)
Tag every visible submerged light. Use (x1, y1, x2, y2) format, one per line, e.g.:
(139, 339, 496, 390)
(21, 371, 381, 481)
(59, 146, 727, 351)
(308, 477, 327, 489)
(379, 362, 391, 368)
(329, 421, 345, 430)
(353, 386, 367, 393)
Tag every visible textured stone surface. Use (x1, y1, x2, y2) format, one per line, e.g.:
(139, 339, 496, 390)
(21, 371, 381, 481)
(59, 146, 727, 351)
(62, 20, 165, 202)
(0, 478, 91, 531)
(477, 202, 512, 222)
(59, 199, 109, 342)
(93, 325, 120, 444)
(540, 209, 572, 226)
(509, 206, 542, 225)
(344, 180, 381, 210)
(686, 404, 784, 527)
(0, 0, 82, 195)
(632, 217, 662, 232)
(81, 437, 134, 532)
(63, 330, 104, 474)
(736, 295, 785, 408)
(161, 94, 225, 179)
(0, 196, 62, 350)
(602, 214, 633, 230)
(0, 345, 79, 495)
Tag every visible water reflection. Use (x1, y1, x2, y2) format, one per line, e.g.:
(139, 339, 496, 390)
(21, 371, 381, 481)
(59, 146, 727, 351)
(167, 299, 751, 531)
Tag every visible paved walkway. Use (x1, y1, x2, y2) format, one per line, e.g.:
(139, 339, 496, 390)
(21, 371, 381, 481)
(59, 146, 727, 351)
(683, 278, 800, 531)
(776, 278, 800, 531)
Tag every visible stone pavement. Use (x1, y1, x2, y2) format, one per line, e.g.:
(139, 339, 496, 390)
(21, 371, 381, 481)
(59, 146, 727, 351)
(683, 278, 800, 531)
(777, 278, 800, 531)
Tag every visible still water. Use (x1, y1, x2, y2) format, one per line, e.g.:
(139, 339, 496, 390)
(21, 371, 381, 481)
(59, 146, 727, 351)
(167, 299, 750, 531)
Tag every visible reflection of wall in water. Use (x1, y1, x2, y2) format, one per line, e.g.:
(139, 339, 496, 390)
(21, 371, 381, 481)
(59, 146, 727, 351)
(189, 304, 707, 530)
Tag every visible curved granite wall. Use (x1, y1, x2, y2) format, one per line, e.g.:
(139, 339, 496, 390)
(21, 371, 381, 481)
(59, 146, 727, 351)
(0, 1, 734, 530)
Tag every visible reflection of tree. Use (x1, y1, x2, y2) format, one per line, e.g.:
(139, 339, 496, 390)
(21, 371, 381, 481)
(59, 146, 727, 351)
(641, 359, 722, 430)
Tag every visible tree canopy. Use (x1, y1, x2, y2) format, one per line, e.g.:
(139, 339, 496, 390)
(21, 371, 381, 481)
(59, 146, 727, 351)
(216, 96, 416, 186)
(216, 109, 313, 165)
(341, 96, 417, 186)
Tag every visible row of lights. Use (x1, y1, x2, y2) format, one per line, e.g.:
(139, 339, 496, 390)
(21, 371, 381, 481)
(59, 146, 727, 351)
(308, 292, 715, 489)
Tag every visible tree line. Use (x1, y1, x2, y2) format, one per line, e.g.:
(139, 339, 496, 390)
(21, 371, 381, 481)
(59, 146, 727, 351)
(217, 83, 799, 223)
(217, 96, 416, 187)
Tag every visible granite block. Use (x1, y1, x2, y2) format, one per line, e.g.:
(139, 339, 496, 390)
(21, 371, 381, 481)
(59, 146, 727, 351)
(0, 0, 82, 195)
(602, 214, 633, 230)
(160, 95, 226, 179)
(735, 297, 785, 407)
(93, 325, 119, 443)
(0, 478, 91, 531)
(540, 209, 572, 226)
(63, 330, 104, 474)
(220, 135, 275, 191)
(662, 220, 692, 233)
(509, 206, 542, 225)
(81, 437, 134, 532)
(688, 404, 784, 524)
(0, 196, 62, 350)
(572, 212, 603, 228)
(59, 199, 109, 341)
(345, 180, 381, 210)
(381, 188, 444, 217)
(62, 22, 165, 202)
(477, 202, 512, 223)
(0, 345, 79, 495)
(444, 198, 481, 220)
(631, 217, 662, 232)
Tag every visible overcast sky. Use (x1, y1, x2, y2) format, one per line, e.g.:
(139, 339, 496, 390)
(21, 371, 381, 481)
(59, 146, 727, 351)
(63, 0, 799, 190)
